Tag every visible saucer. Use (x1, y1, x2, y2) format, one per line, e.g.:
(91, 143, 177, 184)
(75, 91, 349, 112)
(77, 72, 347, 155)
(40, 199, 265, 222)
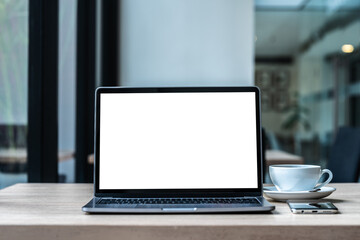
(263, 186, 336, 202)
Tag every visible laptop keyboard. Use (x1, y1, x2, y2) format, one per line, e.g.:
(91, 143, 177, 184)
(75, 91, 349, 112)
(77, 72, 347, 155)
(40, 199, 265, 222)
(98, 197, 259, 205)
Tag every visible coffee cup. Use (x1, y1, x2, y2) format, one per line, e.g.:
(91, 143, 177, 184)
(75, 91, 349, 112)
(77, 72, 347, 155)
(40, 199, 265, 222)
(269, 164, 333, 192)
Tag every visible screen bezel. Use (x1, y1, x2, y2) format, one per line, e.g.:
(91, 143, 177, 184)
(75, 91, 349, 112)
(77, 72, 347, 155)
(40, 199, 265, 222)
(94, 86, 263, 197)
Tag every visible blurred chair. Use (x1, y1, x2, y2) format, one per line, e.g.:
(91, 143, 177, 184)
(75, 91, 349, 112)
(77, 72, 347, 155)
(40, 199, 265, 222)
(327, 127, 360, 182)
(266, 131, 281, 150)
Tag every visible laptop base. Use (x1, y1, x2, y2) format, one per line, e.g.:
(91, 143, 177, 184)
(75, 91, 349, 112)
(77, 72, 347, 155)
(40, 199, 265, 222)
(82, 196, 275, 213)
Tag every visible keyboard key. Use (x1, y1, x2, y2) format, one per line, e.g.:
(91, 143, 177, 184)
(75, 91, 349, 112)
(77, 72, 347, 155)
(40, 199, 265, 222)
(98, 198, 259, 205)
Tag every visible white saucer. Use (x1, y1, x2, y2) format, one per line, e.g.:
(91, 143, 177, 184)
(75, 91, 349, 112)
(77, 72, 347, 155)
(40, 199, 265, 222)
(263, 186, 336, 202)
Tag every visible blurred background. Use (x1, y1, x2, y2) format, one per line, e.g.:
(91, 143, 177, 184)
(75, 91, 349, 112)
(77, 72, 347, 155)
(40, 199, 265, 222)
(0, 0, 359, 188)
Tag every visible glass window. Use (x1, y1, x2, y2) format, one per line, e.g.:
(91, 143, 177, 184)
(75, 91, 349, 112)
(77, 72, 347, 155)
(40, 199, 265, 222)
(255, 0, 360, 181)
(0, 0, 28, 189)
(58, 0, 77, 183)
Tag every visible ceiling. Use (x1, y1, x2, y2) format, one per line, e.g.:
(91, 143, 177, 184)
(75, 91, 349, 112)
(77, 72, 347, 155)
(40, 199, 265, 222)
(255, 0, 360, 11)
(255, 0, 360, 57)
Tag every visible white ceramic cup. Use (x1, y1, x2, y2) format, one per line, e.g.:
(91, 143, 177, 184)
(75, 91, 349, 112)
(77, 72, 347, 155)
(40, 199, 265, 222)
(269, 164, 333, 192)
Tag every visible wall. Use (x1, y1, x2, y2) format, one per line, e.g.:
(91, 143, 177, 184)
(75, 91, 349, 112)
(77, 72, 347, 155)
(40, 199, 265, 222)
(120, 0, 254, 86)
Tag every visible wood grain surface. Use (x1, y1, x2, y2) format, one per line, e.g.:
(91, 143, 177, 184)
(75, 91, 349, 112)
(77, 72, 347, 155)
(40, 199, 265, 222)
(0, 183, 359, 240)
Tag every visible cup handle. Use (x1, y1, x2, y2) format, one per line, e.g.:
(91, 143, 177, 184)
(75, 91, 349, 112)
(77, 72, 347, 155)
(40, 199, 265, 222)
(314, 169, 333, 190)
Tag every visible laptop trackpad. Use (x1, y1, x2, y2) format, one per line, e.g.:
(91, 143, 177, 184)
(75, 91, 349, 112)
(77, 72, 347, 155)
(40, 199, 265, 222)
(162, 208, 197, 212)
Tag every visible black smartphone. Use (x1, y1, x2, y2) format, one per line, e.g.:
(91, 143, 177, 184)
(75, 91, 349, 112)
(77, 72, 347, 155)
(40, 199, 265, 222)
(287, 201, 338, 214)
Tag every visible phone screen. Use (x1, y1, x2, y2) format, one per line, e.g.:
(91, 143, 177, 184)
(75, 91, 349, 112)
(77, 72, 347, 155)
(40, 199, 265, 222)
(288, 202, 337, 210)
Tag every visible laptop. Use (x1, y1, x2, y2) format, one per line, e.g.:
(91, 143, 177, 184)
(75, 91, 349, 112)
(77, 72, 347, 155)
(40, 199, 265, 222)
(82, 86, 275, 213)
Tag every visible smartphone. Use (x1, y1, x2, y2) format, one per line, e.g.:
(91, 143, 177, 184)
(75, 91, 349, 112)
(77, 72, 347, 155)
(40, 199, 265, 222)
(287, 201, 338, 214)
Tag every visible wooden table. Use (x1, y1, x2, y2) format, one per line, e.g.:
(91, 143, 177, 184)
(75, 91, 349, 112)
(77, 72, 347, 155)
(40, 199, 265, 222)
(0, 183, 359, 240)
(265, 149, 304, 166)
(0, 149, 74, 164)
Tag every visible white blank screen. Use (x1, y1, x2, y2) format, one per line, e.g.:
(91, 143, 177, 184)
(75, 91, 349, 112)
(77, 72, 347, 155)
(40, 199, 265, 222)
(99, 92, 258, 189)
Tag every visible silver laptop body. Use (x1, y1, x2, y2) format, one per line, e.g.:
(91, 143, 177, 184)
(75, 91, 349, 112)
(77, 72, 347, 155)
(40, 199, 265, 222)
(82, 86, 275, 213)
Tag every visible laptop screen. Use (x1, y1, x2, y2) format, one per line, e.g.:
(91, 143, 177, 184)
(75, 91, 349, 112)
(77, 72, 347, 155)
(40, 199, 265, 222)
(98, 91, 258, 190)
